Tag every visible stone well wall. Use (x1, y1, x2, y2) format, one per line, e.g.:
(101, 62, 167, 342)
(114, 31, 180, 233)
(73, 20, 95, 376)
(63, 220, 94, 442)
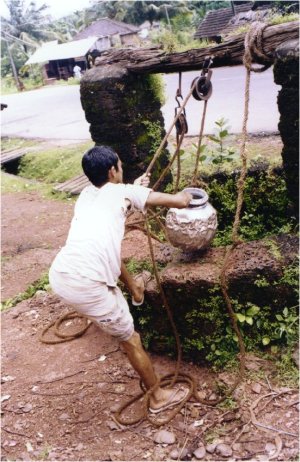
(126, 233, 298, 363)
(274, 39, 299, 217)
(80, 65, 170, 184)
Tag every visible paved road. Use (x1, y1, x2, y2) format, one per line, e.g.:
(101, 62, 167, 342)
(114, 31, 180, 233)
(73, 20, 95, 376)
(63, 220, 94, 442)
(1, 66, 280, 141)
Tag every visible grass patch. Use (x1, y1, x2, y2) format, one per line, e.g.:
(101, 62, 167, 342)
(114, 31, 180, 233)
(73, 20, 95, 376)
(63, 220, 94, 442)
(1, 171, 50, 194)
(269, 12, 299, 25)
(18, 142, 93, 184)
(1, 272, 50, 312)
(1, 76, 80, 95)
(1, 136, 38, 152)
(1, 171, 76, 203)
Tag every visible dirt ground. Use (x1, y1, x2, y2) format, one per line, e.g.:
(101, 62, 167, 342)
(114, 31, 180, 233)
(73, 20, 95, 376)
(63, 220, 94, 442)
(1, 138, 299, 461)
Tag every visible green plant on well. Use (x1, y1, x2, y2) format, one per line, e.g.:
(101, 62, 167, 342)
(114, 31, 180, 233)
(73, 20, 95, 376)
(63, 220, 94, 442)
(142, 120, 163, 157)
(208, 118, 237, 166)
(208, 169, 293, 247)
(254, 275, 270, 288)
(1, 272, 50, 311)
(145, 74, 166, 105)
(125, 258, 153, 275)
(263, 238, 282, 260)
(235, 302, 261, 326)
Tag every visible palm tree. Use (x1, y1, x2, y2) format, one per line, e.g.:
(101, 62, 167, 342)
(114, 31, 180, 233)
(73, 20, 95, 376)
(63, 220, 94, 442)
(1, 0, 52, 52)
(1, 0, 64, 86)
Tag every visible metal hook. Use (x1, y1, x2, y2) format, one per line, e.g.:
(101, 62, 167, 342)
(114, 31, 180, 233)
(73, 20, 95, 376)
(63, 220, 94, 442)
(175, 72, 183, 109)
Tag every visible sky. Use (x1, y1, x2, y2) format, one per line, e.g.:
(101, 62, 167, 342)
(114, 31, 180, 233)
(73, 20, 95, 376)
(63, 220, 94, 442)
(0, 0, 94, 20)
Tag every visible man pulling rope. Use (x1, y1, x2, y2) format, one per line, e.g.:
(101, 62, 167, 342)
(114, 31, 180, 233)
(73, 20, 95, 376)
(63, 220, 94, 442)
(49, 145, 192, 414)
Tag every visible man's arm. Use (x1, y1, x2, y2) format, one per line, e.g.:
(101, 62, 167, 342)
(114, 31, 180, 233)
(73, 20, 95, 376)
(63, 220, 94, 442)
(133, 172, 192, 208)
(146, 190, 192, 209)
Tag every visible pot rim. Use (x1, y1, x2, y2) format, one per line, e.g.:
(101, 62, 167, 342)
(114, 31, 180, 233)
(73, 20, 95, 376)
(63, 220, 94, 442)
(183, 187, 208, 207)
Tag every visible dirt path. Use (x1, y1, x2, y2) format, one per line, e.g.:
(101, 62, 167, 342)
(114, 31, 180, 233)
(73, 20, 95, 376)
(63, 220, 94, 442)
(1, 189, 298, 461)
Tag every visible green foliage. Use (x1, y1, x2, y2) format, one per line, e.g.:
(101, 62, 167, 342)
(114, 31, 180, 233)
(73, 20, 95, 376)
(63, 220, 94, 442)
(1, 136, 37, 151)
(125, 258, 153, 275)
(145, 74, 166, 105)
(269, 12, 299, 25)
(208, 170, 294, 246)
(1, 171, 48, 194)
(142, 120, 163, 156)
(1, 272, 50, 311)
(207, 118, 237, 165)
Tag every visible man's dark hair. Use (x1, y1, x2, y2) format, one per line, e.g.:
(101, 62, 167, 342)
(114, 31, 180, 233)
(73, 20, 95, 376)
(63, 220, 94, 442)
(82, 145, 119, 187)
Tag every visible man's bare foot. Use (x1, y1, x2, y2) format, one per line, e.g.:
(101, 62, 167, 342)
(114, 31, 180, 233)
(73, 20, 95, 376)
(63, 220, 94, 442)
(132, 275, 144, 304)
(149, 386, 188, 413)
(131, 271, 151, 305)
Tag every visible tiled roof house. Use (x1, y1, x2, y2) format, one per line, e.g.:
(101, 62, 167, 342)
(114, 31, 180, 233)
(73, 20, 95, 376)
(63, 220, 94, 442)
(194, 2, 253, 42)
(73, 18, 140, 48)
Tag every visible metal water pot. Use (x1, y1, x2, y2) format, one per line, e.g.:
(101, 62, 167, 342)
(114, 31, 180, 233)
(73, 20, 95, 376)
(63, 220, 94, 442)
(165, 188, 217, 251)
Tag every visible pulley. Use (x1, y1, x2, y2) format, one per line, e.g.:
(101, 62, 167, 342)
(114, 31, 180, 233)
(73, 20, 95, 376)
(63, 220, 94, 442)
(175, 72, 188, 136)
(191, 56, 213, 101)
(175, 112, 188, 136)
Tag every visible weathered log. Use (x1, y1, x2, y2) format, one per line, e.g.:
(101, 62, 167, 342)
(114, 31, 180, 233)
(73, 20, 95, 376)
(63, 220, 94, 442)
(94, 21, 298, 73)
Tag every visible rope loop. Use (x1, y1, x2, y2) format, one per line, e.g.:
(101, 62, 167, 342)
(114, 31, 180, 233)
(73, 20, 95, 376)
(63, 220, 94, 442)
(243, 21, 274, 72)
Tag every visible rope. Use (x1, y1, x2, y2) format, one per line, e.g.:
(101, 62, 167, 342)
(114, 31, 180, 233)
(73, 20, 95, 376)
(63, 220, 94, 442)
(243, 22, 273, 72)
(116, 23, 273, 425)
(191, 99, 208, 186)
(40, 311, 91, 344)
(40, 21, 273, 425)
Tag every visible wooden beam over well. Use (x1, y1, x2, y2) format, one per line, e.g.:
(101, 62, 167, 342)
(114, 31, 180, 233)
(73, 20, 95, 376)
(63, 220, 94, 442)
(94, 21, 298, 74)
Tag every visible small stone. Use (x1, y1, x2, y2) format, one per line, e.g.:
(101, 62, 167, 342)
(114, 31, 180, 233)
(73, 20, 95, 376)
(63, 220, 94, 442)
(110, 403, 120, 413)
(179, 448, 188, 460)
(8, 440, 17, 447)
(152, 447, 167, 461)
(196, 390, 206, 400)
(206, 443, 217, 454)
(222, 411, 236, 422)
(58, 413, 70, 420)
(154, 430, 176, 445)
(1, 375, 16, 383)
(256, 455, 269, 461)
(114, 384, 125, 394)
(193, 445, 206, 459)
(190, 407, 199, 418)
(169, 449, 179, 459)
(170, 448, 188, 460)
(22, 403, 33, 413)
(75, 443, 84, 451)
(232, 443, 242, 451)
(265, 442, 276, 455)
(107, 420, 119, 430)
(187, 423, 198, 434)
(251, 382, 262, 394)
(216, 443, 233, 457)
